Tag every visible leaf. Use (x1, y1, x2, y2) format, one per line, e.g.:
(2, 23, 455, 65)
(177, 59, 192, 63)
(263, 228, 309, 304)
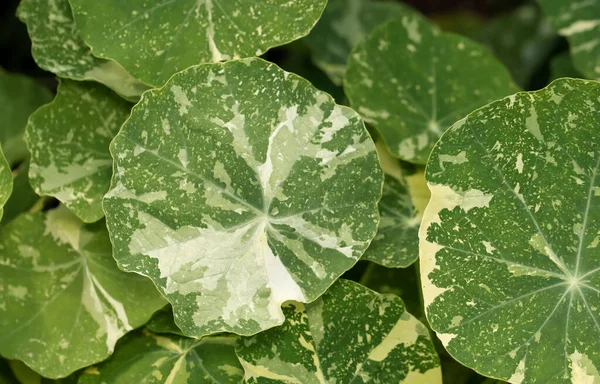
(344, 13, 519, 164)
(304, 0, 418, 85)
(103, 57, 383, 337)
(68, 0, 327, 87)
(78, 330, 244, 384)
(362, 140, 429, 267)
(26, 80, 132, 223)
(17, 0, 148, 100)
(538, 0, 600, 81)
(420, 78, 600, 382)
(0, 160, 40, 227)
(0, 69, 52, 166)
(0, 149, 13, 221)
(236, 279, 442, 383)
(146, 306, 185, 336)
(0, 206, 166, 378)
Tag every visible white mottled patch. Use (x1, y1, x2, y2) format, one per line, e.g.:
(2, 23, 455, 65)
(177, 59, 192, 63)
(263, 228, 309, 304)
(508, 357, 526, 384)
(569, 349, 599, 384)
(171, 85, 192, 115)
(516, 153, 524, 173)
(559, 20, 600, 36)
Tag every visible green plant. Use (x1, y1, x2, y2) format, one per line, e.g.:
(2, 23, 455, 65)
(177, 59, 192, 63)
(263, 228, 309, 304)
(1, 0, 598, 383)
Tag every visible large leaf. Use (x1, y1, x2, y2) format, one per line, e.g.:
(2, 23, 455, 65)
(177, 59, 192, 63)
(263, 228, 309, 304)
(78, 331, 243, 384)
(420, 78, 600, 383)
(236, 279, 441, 383)
(344, 13, 519, 164)
(0, 70, 52, 166)
(17, 0, 148, 100)
(68, 0, 327, 87)
(26, 80, 131, 223)
(538, 0, 600, 81)
(304, 0, 418, 85)
(0, 206, 166, 378)
(0, 149, 12, 221)
(103, 57, 382, 337)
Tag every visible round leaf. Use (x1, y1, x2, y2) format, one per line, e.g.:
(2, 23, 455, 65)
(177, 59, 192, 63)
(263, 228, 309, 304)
(68, 0, 327, 87)
(26, 80, 132, 223)
(344, 13, 519, 164)
(420, 78, 600, 382)
(103, 58, 383, 337)
(0, 207, 166, 378)
(236, 279, 441, 383)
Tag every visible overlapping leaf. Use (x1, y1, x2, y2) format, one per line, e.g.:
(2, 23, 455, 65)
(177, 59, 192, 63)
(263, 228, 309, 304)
(26, 80, 131, 223)
(345, 13, 519, 164)
(17, 0, 148, 100)
(236, 279, 441, 383)
(0, 206, 166, 378)
(103, 58, 382, 337)
(0, 150, 12, 222)
(420, 78, 600, 382)
(68, 0, 327, 87)
(0, 160, 39, 227)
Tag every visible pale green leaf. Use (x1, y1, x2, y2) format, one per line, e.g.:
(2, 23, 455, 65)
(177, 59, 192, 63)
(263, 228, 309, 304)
(0, 149, 12, 221)
(0, 206, 166, 379)
(0, 70, 52, 166)
(344, 13, 519, 164)
(103, 57, 383, 337)
(17, 0, 148, 100)
(68, 0, 327, 87)
(26, 80, 131, 223)
(304, 0, 418, 85)
(236, 279, 442, 383)
(78, 331, 243, 384)
(420, 78, 600, 383)
(538, 0, 600, 81)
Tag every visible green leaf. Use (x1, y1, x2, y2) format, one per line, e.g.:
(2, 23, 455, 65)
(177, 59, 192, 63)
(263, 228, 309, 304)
(538, 0, 600, 81)
(0, 69, 52, 166)
(549, 51, 585, 82)
(0, 206, 166, 379)
(236, 279, 441, 383)
(0, 160, 40, 227)
(68, 0, 327, 87)
(420, 78, 600, 382)
(146, 306, 185, 336)
(0, 149, 12, 221)
(344, 13, 519, 164)
(78, 331, 244, 384)
(103, 57, 383, 337)
(304, 0, 418, 85)
(17, 0, 148, 100)
(26, 80, 131, 223)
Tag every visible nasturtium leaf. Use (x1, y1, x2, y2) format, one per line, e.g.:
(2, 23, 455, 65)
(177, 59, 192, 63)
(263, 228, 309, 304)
(0, 69, 52, 166)
(538, 0, 600, 81)
(0, 149, 12, 222)
(0, 160, 40, 227)
(0, 206, 166, 378)
(550, 52, 585, 82)
(362, 140, 429, 267)
(78, 331, 243, 384)
(103, 57, 382, 338)
(68, 0, 327, 87)
(236, 279, 441, 383)
(17, 0, 148, 100)
(344, 13, 519, 164)
(420, 78, 600, 383)
(26, 80, 132, 223)
(146, 306, 185, 336)
(304, 0, 419, 85)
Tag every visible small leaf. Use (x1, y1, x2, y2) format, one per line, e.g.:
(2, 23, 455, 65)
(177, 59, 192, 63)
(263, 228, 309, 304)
(0, 160, 39, 227)
(0, 69, 52, 166)
(0, 206, 166, 379)
(26, 80, 131, 223)
(344, 13, 519, 164)
(0, 149, 12, 222)
(78, 331, 244, 384)
(236, 279, 442, 383)
(146, 306, 185, 336)
(420, 78, 600, 382)
(68, 0, 327, 87)
(17, 0, 148, 100)
(103, 58, 383, 337)
(304, 0, 418, 85)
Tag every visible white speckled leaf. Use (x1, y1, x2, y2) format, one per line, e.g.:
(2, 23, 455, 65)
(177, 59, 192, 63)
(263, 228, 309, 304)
(420, 78, 600, 383)
(68, 0, 327, 87)
(0, 149, 12, 222)
(17, 0, 148, 100)
(538, 0, 600, 81)
(304, 0, 419, 85)
(26, 80, 131, 223)
(236, 279, 441, 383)
(344, 13, 519, 164)
(0, 206, 166, 379)
(78, 331, 243, 384)
(103, 58, 383, 337)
